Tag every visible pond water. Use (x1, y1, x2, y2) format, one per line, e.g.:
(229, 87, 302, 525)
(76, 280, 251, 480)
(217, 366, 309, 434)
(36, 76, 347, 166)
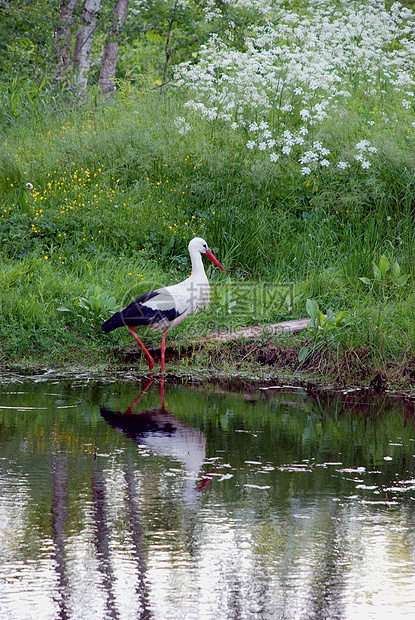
(0, 376, 415, 619)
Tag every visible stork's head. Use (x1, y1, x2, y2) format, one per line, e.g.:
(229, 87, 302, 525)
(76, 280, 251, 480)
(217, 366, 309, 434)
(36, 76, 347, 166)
(188, 237, 225, 271)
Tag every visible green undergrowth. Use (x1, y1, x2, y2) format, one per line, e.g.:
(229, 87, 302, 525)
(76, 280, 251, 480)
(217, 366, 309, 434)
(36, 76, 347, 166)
(1, 89, 415, 388)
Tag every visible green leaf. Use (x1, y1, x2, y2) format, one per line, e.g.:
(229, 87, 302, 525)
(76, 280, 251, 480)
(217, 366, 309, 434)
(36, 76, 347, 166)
(396, 274, 409, 286)
(306, 298, 320, 320)
(391, 261, 401, 278)
(373, 263, 381, 280)
(326, 308, 336, 323)
(57, 307, 70, 312)
(378, 255, 390, 279)
(359, 276, 371, 285)
(334, 311, 349, 324)
(298, 347, 309, 363)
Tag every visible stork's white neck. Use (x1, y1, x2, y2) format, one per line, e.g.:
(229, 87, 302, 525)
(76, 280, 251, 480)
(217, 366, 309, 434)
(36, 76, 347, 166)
(189, 248, 207, 281)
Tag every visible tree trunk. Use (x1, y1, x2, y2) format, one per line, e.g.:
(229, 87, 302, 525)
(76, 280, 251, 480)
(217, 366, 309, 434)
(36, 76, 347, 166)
(54, 0, 79, 79)
(160, 0, 178, 93)
(72, 0, 102, 94)
(98, 0, 129, 98)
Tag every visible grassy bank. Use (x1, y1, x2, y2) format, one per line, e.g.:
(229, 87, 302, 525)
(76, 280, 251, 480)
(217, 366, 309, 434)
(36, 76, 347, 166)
(1, 86, 415, 390)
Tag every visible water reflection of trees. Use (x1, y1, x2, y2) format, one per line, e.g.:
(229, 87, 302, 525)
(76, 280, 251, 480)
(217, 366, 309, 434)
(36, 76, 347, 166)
(2, 383, 415, 618)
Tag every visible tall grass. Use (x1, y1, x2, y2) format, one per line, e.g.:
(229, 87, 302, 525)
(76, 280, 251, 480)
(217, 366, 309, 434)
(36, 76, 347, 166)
(1, 86, 415, 371)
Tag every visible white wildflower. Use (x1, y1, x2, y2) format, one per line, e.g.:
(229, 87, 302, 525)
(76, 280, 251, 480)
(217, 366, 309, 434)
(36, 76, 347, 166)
(270, 153, 280, 162)
(299, 151, 319, 164)
(301, 167, 312, 176)
(174, 0, 415, 171)
(246, 140, 256, 150)
(174, 117, 192, 134)
(337, 161, 349, 169)
(356, 140, 370, 151)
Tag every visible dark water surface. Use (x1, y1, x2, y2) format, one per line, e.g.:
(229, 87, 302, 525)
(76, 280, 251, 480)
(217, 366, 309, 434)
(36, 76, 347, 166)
(1, 377, 415, 619)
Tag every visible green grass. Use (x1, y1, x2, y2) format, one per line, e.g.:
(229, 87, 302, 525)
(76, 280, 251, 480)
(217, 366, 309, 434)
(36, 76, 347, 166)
(1, 88, 415, 384)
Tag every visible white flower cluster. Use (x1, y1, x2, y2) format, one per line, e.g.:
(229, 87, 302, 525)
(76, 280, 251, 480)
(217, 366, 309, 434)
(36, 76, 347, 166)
(298, 141, 331, 176)
(202, 0, 273, 22)
(354, 140, 378, 169)
(174, 0, 415, 172)
(174, 116, 192, 135)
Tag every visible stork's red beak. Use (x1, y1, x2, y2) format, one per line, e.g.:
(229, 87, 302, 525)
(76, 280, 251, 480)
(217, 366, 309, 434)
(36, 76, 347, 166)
(205, 249, 225, 271)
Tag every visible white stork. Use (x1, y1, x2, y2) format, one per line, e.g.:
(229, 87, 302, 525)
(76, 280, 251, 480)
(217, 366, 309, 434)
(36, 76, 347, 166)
(102, 237, 225, 370)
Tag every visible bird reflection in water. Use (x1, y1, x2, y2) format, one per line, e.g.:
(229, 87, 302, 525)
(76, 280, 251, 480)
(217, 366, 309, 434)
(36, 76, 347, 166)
(100, 375, 209, 502)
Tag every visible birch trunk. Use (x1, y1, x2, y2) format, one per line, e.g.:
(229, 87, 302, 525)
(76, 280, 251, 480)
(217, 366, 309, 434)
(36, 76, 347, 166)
(98, 0, 129, 98)
(73, 0, 102, 94)
(54, 0, 79, 79)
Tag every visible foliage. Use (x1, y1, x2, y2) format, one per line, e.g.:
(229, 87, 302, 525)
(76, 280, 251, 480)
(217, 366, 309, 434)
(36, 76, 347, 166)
(122, 0, 272, 86)
(359, 255, 410, 291)
(298, 299, 350, 363)
(58, 285, 118, 324)
(0, 0, 57, 79)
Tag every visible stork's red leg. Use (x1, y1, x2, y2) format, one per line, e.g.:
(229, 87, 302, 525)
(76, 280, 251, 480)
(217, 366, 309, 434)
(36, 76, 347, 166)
(128, 327, 154, 370)
(159, 374, 165, 409)
(160, 331, 167, 372)
(126, 375, 154, 414)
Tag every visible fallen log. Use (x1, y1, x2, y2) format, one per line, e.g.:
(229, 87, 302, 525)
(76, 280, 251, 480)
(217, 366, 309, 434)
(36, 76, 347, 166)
(206, 318, 310, 343)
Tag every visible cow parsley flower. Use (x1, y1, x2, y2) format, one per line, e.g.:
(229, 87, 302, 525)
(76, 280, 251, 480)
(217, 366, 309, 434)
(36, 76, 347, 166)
(174, 117, 191, 134)
(356, 140, 370, 151)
